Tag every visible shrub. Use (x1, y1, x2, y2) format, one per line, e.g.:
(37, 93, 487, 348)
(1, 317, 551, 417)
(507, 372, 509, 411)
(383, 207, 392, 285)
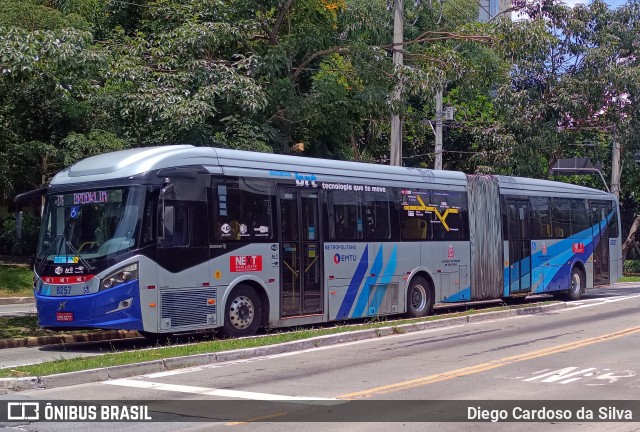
(623, 260, 640, 275)
(0, 213, 40, 256)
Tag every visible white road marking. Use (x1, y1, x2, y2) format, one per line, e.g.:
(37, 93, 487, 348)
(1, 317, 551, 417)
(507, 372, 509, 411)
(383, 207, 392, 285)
(522, 366, 636, 385)
(103, 378, 340, 404)
(143, 324, 469, 378)
(563, 294, 640, 311)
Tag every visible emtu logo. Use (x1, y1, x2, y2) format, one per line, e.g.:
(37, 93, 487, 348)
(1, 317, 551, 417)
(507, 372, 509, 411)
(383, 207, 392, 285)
(333, 253, 357, 264)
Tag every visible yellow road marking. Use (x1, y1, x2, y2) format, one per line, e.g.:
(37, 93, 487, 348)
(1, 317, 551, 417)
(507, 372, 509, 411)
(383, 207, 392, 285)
(338, 326, 640, 399)
(227, 326, 640, 424)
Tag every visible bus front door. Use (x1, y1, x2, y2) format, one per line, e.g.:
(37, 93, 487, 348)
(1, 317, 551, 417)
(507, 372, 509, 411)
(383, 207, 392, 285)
(507, 199, 531, 294)
(591, 202, 610, 285)
(278, 189, 323, 317)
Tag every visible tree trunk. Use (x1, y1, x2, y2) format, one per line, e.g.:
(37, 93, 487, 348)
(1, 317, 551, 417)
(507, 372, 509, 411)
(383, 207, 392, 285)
(622, 215, 640, 260)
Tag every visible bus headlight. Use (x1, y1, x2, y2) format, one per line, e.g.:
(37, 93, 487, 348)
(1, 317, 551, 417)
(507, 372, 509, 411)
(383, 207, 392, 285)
(100, 263, 139, 291)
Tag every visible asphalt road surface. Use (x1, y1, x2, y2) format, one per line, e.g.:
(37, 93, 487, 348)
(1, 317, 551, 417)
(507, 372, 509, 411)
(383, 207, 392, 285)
(1, 283, 639, 431)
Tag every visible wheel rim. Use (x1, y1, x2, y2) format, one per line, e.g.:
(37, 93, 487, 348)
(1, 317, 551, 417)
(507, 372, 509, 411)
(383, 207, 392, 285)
(411, 285, 427, 312)
(228, 295, 255, 330)
(572, 272, 582, 294)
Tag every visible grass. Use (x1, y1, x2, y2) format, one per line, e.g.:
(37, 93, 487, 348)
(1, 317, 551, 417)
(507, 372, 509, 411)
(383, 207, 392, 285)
(0, 301, 556, 378)
(0, 266, 34, 297)
(0, 315, 49, 339)
(619, 275, 640, 282)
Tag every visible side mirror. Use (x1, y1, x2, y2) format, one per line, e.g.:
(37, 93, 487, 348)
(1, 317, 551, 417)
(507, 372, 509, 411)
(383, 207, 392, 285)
(158, 180, 175, 245)
(162, 205, 175, 246)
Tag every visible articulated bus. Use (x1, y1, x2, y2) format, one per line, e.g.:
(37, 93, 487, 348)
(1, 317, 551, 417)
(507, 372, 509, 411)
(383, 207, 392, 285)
(18, 145, 622, 337)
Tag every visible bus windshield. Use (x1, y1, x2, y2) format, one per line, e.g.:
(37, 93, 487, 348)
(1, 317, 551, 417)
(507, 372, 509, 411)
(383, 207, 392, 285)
(36, 187, 145, 263)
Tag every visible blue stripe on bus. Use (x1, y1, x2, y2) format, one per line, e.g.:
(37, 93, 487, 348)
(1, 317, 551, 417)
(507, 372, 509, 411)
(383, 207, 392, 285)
(442, 287, 471, 302)
(353, 246, 383, 317)
(336, 245, 369, 320)
(368, 245, 398, 315)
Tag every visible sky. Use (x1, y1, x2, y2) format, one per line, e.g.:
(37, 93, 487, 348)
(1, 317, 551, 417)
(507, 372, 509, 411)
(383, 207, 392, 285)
(562, 0, 627, 8)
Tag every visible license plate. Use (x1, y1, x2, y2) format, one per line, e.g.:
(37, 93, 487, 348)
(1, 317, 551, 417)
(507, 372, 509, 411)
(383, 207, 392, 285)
(56, 312, 74, 322)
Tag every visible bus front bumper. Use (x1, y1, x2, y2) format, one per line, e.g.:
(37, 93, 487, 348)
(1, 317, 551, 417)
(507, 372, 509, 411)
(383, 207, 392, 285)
(35, 280, 144, 331)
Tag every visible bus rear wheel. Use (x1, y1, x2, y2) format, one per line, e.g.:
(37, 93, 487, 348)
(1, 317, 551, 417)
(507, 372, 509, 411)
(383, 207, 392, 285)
(406, 276, 433, 318)
(222, 285, 262, 337)
(563, 267, 584, 301)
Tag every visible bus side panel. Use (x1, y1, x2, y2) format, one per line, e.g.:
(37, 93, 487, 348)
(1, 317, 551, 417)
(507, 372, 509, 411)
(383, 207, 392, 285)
(436, 241, 471, 302)
(362, 242, 404, 316)
(531, 231, 594, 294)
(326, 243, 371, 321)
(326, 241, 417, 320)
(392, 242, 420, 310)
(610, 237, 622, 283)
(210, 244, 278, 328)
(530, 239, 554, 293)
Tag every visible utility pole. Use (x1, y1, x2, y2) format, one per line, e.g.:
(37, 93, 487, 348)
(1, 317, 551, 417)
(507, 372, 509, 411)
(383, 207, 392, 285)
(390, 0, 403, 166)
(434, 88, 443, 170)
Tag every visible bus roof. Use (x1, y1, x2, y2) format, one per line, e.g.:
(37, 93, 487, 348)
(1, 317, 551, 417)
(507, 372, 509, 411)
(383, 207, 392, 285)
(49, 145, 614, 199)
(51, 145, 468, 188)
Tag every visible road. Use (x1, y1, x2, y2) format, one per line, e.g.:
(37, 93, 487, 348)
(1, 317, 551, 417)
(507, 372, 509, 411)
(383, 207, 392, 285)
(1, 284, 639, 431)
(0, 293, 554, 370)
(0, 303, 35, 317)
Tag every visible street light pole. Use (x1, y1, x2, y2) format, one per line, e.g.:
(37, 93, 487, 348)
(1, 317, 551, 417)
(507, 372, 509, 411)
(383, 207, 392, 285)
(390, 0, 404, 166)
(611, 129, 621, 198)
(434, 88, 443, 170)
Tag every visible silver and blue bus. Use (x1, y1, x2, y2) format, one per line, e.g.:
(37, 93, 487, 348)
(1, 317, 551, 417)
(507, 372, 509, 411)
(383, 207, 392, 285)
(21, 145, 622, 337)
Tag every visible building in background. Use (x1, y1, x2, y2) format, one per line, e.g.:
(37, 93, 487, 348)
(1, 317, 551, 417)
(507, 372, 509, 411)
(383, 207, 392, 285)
(478, 0, 512, 21)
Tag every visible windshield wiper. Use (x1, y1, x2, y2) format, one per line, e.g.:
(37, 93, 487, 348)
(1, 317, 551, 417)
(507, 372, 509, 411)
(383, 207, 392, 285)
(65, 240, 94, 272)
(36, 234, 63, 275)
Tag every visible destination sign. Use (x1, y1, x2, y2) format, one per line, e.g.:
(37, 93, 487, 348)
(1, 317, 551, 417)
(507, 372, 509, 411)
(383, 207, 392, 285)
(54, 190, 123, 207)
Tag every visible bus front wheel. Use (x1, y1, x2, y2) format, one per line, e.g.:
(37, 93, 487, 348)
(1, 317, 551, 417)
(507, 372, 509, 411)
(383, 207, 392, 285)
(222, 285, 262, 337)
(406, 276, 433, 318)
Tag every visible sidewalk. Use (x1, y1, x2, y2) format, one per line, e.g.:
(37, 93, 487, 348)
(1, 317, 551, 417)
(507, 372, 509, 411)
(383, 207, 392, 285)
(0, 297, 34, 305)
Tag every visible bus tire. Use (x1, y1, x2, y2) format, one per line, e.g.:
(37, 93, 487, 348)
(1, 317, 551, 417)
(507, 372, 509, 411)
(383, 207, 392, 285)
(563, 266, 584, 301)
(222, 285, 262, 337)
(406, 276, 433, 318)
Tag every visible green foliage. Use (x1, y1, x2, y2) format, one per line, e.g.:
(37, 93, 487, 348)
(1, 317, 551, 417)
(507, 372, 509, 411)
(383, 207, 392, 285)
(623, 260, 640, 275)
(0, 1, 91, 31)
(0, 213, 40, 255)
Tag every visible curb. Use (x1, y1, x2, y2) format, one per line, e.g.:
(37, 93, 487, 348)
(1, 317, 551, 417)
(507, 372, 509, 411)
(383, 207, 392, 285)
(0, 330, 141, 349)
(0, 302, 568, 393)
(0, 297, 34, 305)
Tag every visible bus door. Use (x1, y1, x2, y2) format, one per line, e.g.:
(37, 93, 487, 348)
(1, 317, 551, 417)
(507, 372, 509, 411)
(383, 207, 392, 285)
(278, 189, 323, 317)
(507, 199, 531, 294)
(591, 202, 610, 285)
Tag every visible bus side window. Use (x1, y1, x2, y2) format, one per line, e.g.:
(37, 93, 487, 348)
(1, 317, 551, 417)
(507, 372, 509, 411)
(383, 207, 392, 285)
(329, 191, 363, 241)
(530, 196, 552, 239)
(213, 179, 273, 242)
(570, 199, 589, 236)
(551, 198, 570, 239)
(364, 191, 391, 241)
(141, 191, 156, 245)
(400, 190, 431, 241)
